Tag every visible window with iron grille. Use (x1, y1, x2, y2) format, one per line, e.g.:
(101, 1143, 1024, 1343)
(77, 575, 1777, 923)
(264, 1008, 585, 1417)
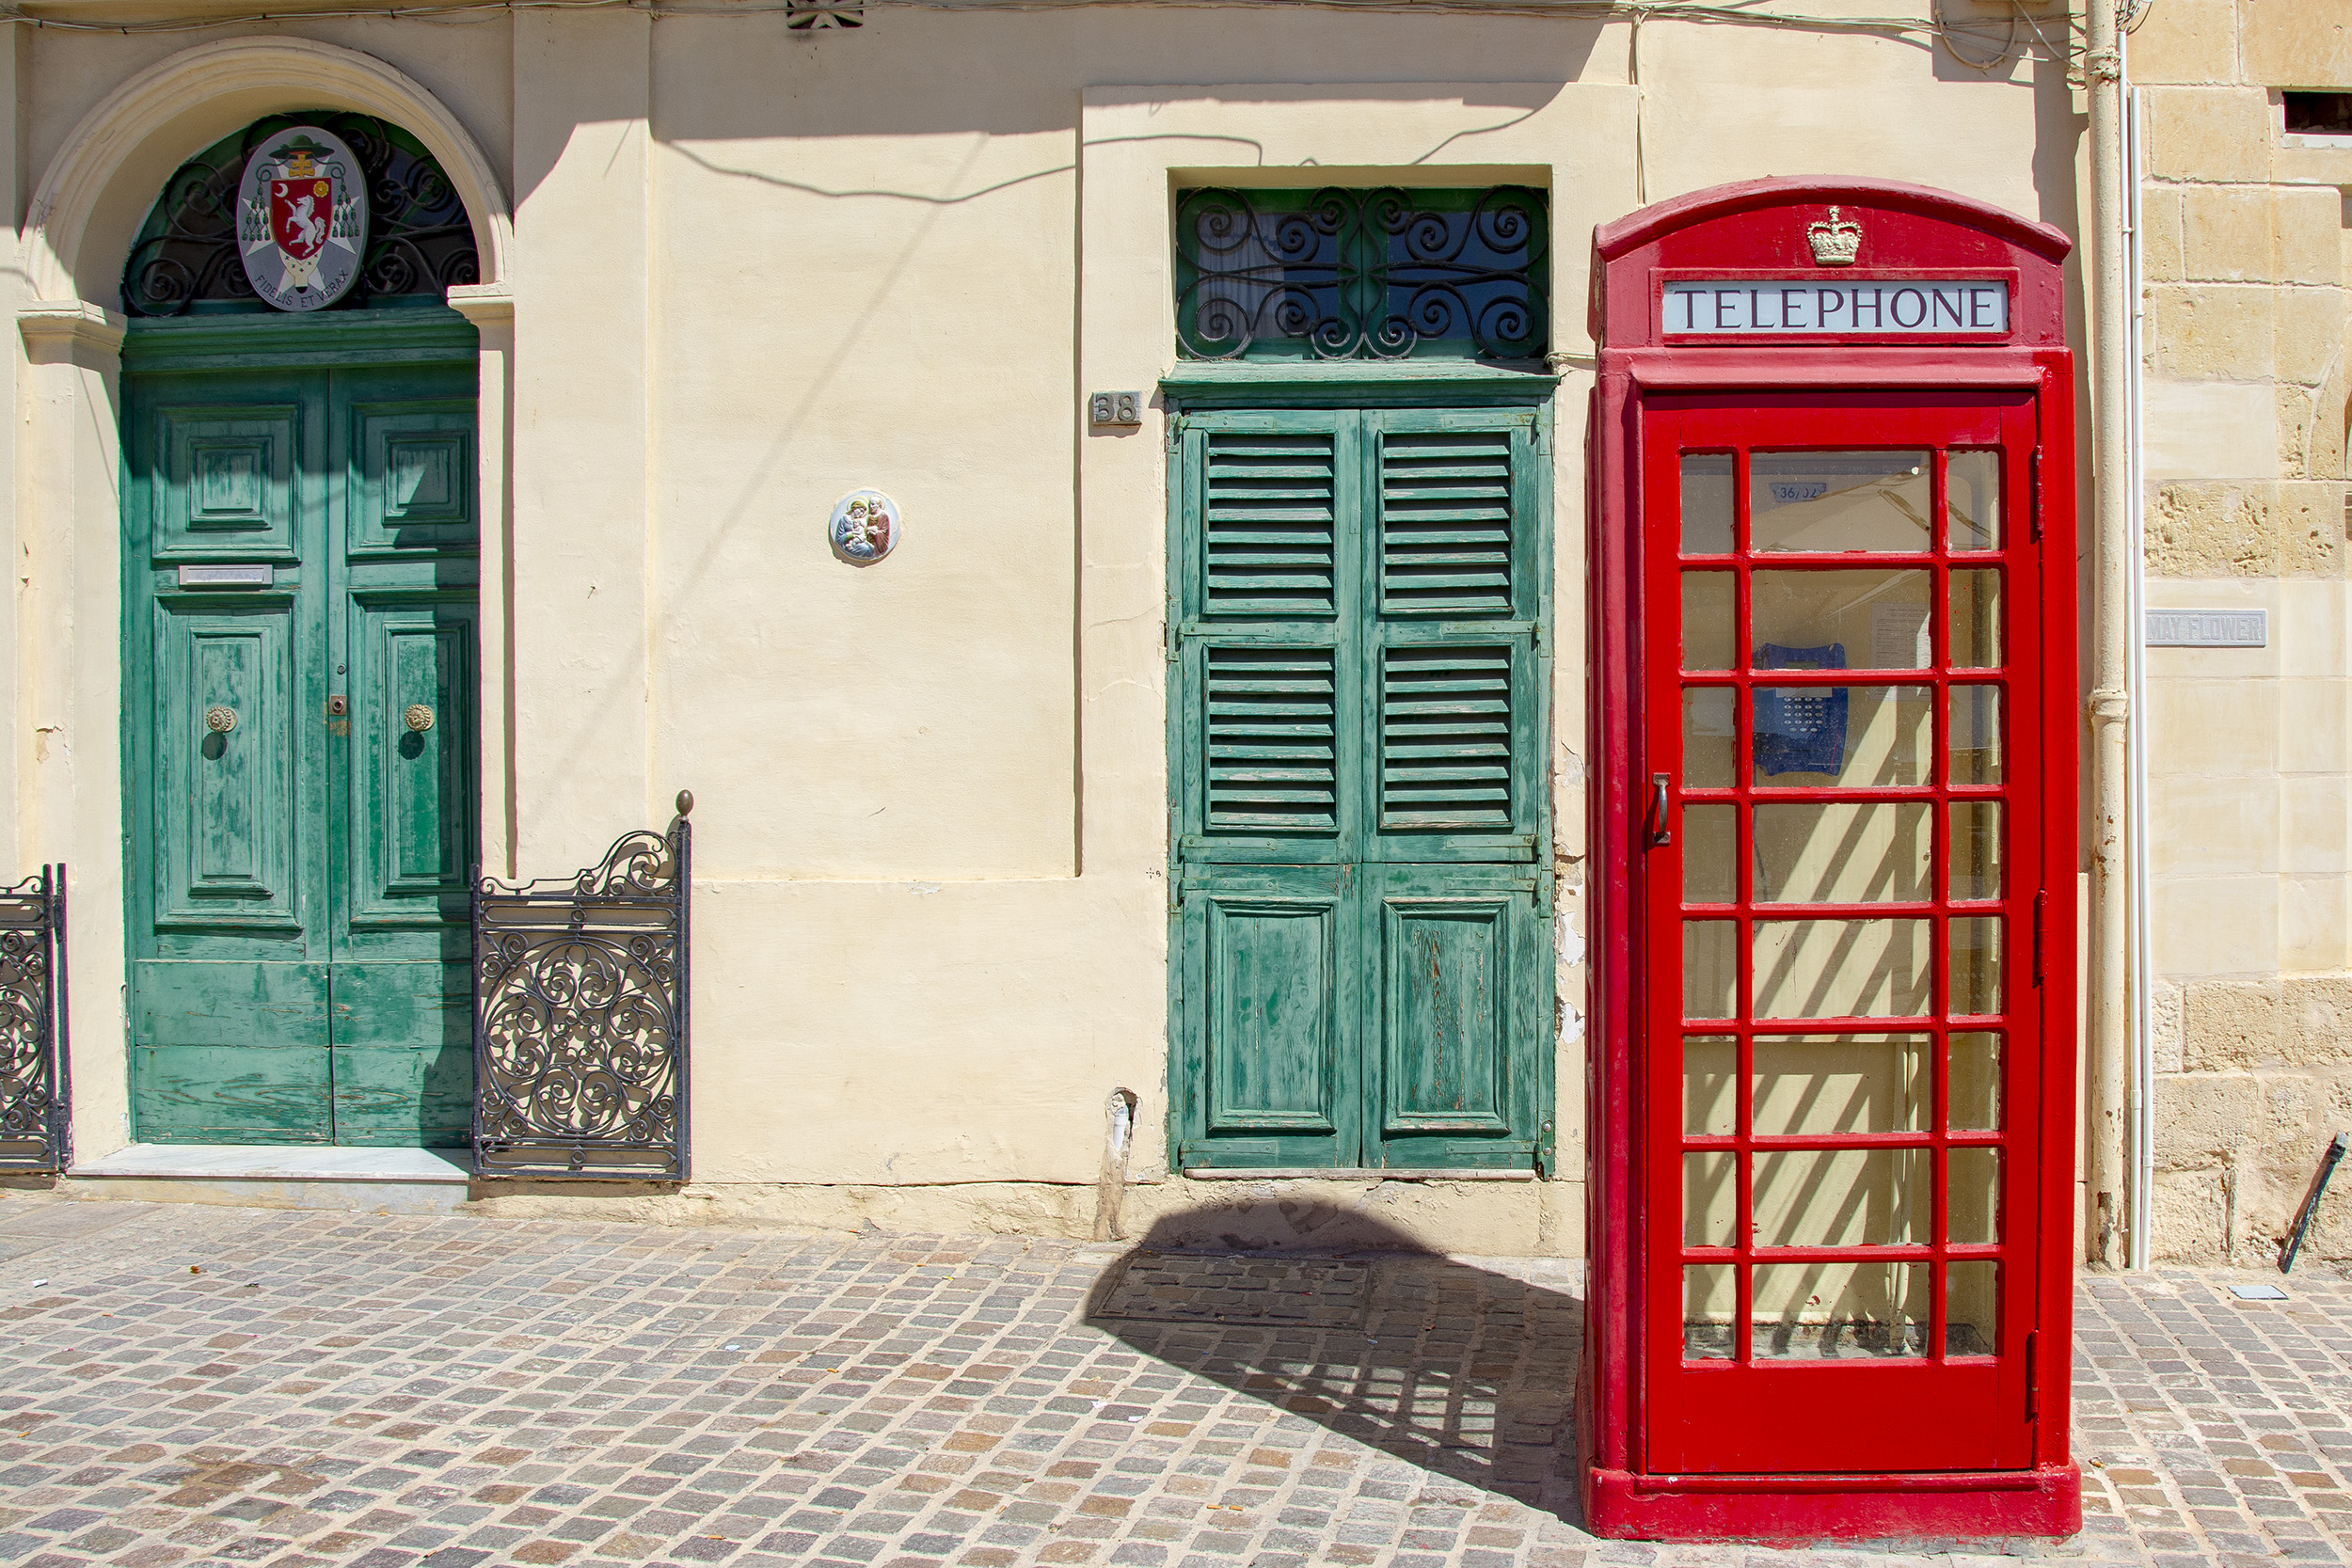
(1174, 186, 1549, 362)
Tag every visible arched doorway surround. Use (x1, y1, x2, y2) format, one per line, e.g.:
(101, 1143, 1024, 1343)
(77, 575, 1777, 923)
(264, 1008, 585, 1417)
(13, 37, 516, 1163)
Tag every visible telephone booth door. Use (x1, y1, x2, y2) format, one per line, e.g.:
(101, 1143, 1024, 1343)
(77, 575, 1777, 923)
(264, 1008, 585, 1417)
(1581, 178, 2080, 1542)
(1643, 392, 2045, 1474)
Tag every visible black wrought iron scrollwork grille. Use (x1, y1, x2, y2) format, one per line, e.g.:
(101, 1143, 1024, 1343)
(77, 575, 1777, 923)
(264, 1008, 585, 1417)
(122, 111, 480, 318)
(0, 867, 70, 1174)
(1175, 185, 1549, 361)
(472, 801, 691, 1181)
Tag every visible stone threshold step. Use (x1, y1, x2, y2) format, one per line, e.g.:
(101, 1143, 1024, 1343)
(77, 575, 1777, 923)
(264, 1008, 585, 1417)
(71, 1144, 471, 1183)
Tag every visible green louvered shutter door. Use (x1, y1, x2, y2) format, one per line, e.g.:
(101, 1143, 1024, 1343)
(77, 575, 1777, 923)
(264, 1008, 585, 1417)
(1172, 404, 1549, 1174)
(1173, 412, 1359, 1168)
(1360, 409, 1547, 1169)
(1176, 413, 1354, 860)
(1362, 409, 1541, 863)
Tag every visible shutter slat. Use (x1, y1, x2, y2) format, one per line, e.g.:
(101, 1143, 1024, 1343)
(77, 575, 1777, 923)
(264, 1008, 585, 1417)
(1206, 645, 1339, 833)
(1206, 432, 1338, 617)
(1380, 643, 1514, 831)
(1380, 430, 1515, 616)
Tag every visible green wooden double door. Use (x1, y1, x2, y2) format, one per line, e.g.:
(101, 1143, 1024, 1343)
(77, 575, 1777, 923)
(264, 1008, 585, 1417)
(1169, 404, 1552, 1172)
(124, 327, 479, 1147)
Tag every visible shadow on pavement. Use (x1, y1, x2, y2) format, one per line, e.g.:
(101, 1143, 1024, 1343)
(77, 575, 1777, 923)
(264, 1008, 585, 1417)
(1084, 1210, 1586, 1522)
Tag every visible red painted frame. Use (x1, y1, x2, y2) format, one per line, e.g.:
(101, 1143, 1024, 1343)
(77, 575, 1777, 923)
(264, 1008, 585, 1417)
(1581, 178, 2079, 1543)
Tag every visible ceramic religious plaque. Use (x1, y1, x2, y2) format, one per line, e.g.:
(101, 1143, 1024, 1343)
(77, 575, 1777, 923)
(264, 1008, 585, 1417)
(830, 489, 900, 563)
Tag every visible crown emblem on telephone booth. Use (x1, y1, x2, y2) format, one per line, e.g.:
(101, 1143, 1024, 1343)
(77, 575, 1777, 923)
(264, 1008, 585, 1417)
(1806, 205, 1863, 265)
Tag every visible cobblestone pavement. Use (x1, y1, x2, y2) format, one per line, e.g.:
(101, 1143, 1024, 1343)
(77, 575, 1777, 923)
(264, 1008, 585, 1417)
(1, 1195, 2348, 1568)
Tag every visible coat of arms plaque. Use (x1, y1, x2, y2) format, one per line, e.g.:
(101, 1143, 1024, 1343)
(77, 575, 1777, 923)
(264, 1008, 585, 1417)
(236, 127, 369, 311)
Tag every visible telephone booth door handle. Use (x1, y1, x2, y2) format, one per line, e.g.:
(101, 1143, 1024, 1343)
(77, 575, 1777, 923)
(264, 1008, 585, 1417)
(1648, 773, 1673, 847)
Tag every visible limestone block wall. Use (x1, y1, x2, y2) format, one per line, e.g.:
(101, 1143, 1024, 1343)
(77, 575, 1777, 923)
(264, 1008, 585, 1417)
(2133, 0, 2352, 1264)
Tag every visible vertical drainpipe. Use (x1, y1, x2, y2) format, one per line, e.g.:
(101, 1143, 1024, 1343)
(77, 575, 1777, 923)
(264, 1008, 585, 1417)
(2086, 0, 2135, 1272)
(2125, 80, 2155, 1274)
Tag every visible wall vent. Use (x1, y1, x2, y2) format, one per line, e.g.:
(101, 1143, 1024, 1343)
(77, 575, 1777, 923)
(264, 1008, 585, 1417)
(2284, 91, 2352, 135)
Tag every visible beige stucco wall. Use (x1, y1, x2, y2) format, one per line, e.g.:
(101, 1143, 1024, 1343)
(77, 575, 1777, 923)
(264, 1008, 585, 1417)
(2128, 0, 2352, 1269)
(10, 0, 2077, 1254)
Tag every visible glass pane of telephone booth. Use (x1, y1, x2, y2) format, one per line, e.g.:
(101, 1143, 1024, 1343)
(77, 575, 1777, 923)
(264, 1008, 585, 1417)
(1684, 689, 1737, 787)
(1753, 919, 1931, 1019)
(1683, 804, 1739, 904)
(1749, 451, 1931, 553)
(1752, 1035, 1931, 1133)
(1685, 1264, 1736, 1360)
(1684, 922, 1738, 1020)
(1683, 1035, 1738, 1134)
(1753, 802, 1931, 904)
(1750, 1261, 1931, 1359)
(1683, 573, 1737, 669)
(1753, 1148, 1927, 1246)
(1755, 685, 1932, 787)
(1947, 449, 2003, 550)
(1682, 453, 1735, 553)
(1685, 1151, 1738, 1245)
(1751, 570, 1932, 669)
(1946, 1260, 1998, 1355)
(1949, 570, 2004, 668)
(1949, 1031, 2005, 1130)
(1950, 801, 2004, 900)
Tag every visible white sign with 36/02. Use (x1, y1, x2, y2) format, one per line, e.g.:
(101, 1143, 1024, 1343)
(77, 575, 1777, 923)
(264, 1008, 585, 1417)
(1662, 279, 2010, 335)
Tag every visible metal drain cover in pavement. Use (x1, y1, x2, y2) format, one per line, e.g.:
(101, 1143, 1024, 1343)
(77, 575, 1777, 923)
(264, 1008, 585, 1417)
(1090, 1253, 1371, 1326)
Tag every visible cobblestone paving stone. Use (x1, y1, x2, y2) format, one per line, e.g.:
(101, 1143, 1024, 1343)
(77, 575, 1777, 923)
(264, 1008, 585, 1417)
(0, 1194, 2347, 1568)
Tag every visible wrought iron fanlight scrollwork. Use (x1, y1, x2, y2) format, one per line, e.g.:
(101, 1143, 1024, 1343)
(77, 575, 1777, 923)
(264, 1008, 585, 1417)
(122, 111, 479, 317)
(471, 799, 691, 1181)
(786, 0, 864, 26)
(1175, 185, 1549, 361)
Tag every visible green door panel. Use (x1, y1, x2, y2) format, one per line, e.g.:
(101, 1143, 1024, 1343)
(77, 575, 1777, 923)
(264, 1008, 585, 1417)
(1170, 402, 1552, 1173)
(132, 1046, 332, 1143)
(152, 599, 304, 929)
(329, 1042, 473, 1147)
(343, 596, 477, 927)
(126, 337, 479, 1148)
(133, 958, 331, 1046)
(349, 400, 476, 554)
(151, 404, 303, 561)
(329, 962, 472, 1146)
(132, 956, 332, 1144)
(1176, 865, 1355, 1170)
(329, 959, 472, 1044)
(1208, 899, 1339, 1134)
(1377, 895, 1513, 1135)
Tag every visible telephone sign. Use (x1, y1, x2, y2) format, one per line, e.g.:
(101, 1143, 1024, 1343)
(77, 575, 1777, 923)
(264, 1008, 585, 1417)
(1661, 278, 2010, 335)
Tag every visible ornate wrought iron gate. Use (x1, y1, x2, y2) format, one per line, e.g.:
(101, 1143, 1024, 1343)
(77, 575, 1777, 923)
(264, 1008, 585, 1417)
(472, 797, 691, 1180)
(0, 866, 70, 1173)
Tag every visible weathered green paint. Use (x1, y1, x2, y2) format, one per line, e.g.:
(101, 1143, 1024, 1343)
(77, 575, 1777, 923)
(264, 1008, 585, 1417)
(1167, 393, 1552, 1172)
(123, 314, 479, 1147)
(131, 1045, 335, 1144)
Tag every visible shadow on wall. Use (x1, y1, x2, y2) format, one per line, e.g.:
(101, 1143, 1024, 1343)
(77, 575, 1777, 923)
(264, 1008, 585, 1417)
(1083, 1210, 1586, 1524)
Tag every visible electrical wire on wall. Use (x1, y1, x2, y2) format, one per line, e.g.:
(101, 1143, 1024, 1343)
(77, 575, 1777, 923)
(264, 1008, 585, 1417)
(0, 0, 2081, 77)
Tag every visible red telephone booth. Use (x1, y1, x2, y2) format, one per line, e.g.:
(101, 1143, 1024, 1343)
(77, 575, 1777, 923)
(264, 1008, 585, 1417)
(1581, 179, 2079, 1541)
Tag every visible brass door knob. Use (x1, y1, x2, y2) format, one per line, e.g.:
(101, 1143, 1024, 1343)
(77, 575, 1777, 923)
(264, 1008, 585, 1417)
(204, 705, 236, 734)
(404, 704, 435, 733)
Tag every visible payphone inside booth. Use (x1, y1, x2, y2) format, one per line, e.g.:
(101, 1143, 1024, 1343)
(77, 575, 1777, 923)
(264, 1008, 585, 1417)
(1581, 179, 2079, 1541)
